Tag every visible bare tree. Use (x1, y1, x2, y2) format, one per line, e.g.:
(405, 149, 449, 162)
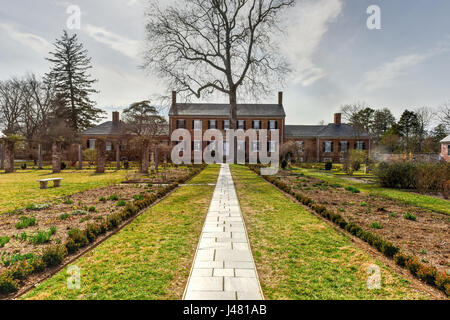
(144, 0, 293, 131)
(0, 78, 25, 173)
(439, 101, 450, 131)
(122, 101, 167, 174)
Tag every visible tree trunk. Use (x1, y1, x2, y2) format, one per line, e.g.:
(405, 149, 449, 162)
(4, 140, 15, 173)
(38, 144, 43, 170)
(115, 142, 121, 170)
(154, 146, 159, 171)
(229, 87, 238, 163)
(52, 141, 61, 173)
(96, 139, 106, 174)
(78, 144, 83, 170)
(140, 140, 150, 174)
(0, 143, 4, 170)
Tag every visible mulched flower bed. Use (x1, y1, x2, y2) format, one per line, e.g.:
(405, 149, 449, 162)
(0, 183, 160, 274)
(276, 170, 450, 274)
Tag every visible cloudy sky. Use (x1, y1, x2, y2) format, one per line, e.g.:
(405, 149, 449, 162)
(1, 0, 449, 125)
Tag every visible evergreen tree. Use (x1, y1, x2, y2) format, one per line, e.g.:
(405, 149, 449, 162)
(45, 30, 104, 132)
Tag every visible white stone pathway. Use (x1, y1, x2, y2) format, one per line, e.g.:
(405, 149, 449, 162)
(183, 164, 263, 300)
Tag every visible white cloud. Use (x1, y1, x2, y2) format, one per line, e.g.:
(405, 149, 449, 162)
(83, 24, 140, 59)
(0, 23, 52, 55)
(282, 0, 343, 86)
(361, 41, 450, 92)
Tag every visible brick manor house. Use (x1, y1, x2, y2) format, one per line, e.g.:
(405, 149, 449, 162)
(81, 92, 370, 163)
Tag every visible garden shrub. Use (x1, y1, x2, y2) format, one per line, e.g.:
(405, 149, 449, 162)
(415, 162, 450, 194)
(405, 257, 422, 276)
(281, 159, 288, 170)
(65, 228, 89, 253)
(370, 222, 382, 229)
(345, 186, 360, 193)
(26, 203, 51, 211)
(16, 216, 37, 229)
(9, 260, 33, 280)
(85, 223, 101, 242)
(109, 194, 119, 201)
(416, 265, 437, 285)
(116, 200, 126, 207)
(0, 236, 10, 248)
(0, 272, 18, 294)
(88, 206, 97, 212)
(375, 161, 416, 189)
(60, 213, 71, 220)
(324, 161, 332, 171)
(42, 245, 67, 267)
(394, 252, 409, 267)
(404, 213, 416, 221)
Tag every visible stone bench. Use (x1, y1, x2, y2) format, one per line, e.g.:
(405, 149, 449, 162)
(38, 178, 63, 189)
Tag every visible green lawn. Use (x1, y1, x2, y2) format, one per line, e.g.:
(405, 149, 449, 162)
(231, 165, 430, 300)
(0, 169, 129, 213)
(22, 165, 220, 300)
(291, 167, 450, 215)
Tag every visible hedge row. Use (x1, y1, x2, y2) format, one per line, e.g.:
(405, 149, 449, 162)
(248, 165, 450, 296)
(0, 165, 205, 296)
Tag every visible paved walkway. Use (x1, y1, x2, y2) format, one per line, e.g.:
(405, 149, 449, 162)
(183, 164, 263, 300)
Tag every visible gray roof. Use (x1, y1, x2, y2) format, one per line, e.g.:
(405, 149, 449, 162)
(286, 123, 369, 139)
(81, 122, 169, 137)
(169, 103, 286, 118)
(81, 121, 121, 136)
(441, 135, 450, 143)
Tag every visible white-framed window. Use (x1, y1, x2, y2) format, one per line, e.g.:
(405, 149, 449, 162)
(88, 139, 96, 150)
(269, 120, 277, 130)
(208, 120, 217, 129)
(355, 141, 366, 150)
(268, 141, 277, 152)
(252, 120, 261, 130)
(223, 141, 230, 156)
(323, 141, 333, 153)
(223, 120, 230, 130)
(251, 141, 260, 152)
(176, 119, 186, 129)
(339, 141, 348, 153)
(296, 141, 305, 153)
(237, 120, 246, 130)
(193, 120, 202, 130)
(237, 140, 245, 151)
(193, 140, 202, 152)
(106, 141, 112, 151)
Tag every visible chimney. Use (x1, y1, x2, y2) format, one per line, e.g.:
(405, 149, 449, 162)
(334, 113, 342, 125)
(172, 91, 177, 107)
(112, 111, 120, 125)
(278, 91, 283, 105)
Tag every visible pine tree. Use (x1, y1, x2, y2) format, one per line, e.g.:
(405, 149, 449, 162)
(45, 30, 104, 132)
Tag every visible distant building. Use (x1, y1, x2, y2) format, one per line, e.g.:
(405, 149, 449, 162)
(285, 113, 370, 163)
(82, 92, 370, 163)
(441, 135, 450, 162)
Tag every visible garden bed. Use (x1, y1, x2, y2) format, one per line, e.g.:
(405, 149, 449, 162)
(275, 170, 449, 274)
(0, 183, 158, 274)
(0, 165, 205, 297)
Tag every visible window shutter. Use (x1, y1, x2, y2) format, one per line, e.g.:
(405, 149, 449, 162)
(362, 142, 366, 150)
(208, 121, 210, 129)
(323, 143, 325, 152)
(331, 142, 334, 152)
(275, 121, 278, 129)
